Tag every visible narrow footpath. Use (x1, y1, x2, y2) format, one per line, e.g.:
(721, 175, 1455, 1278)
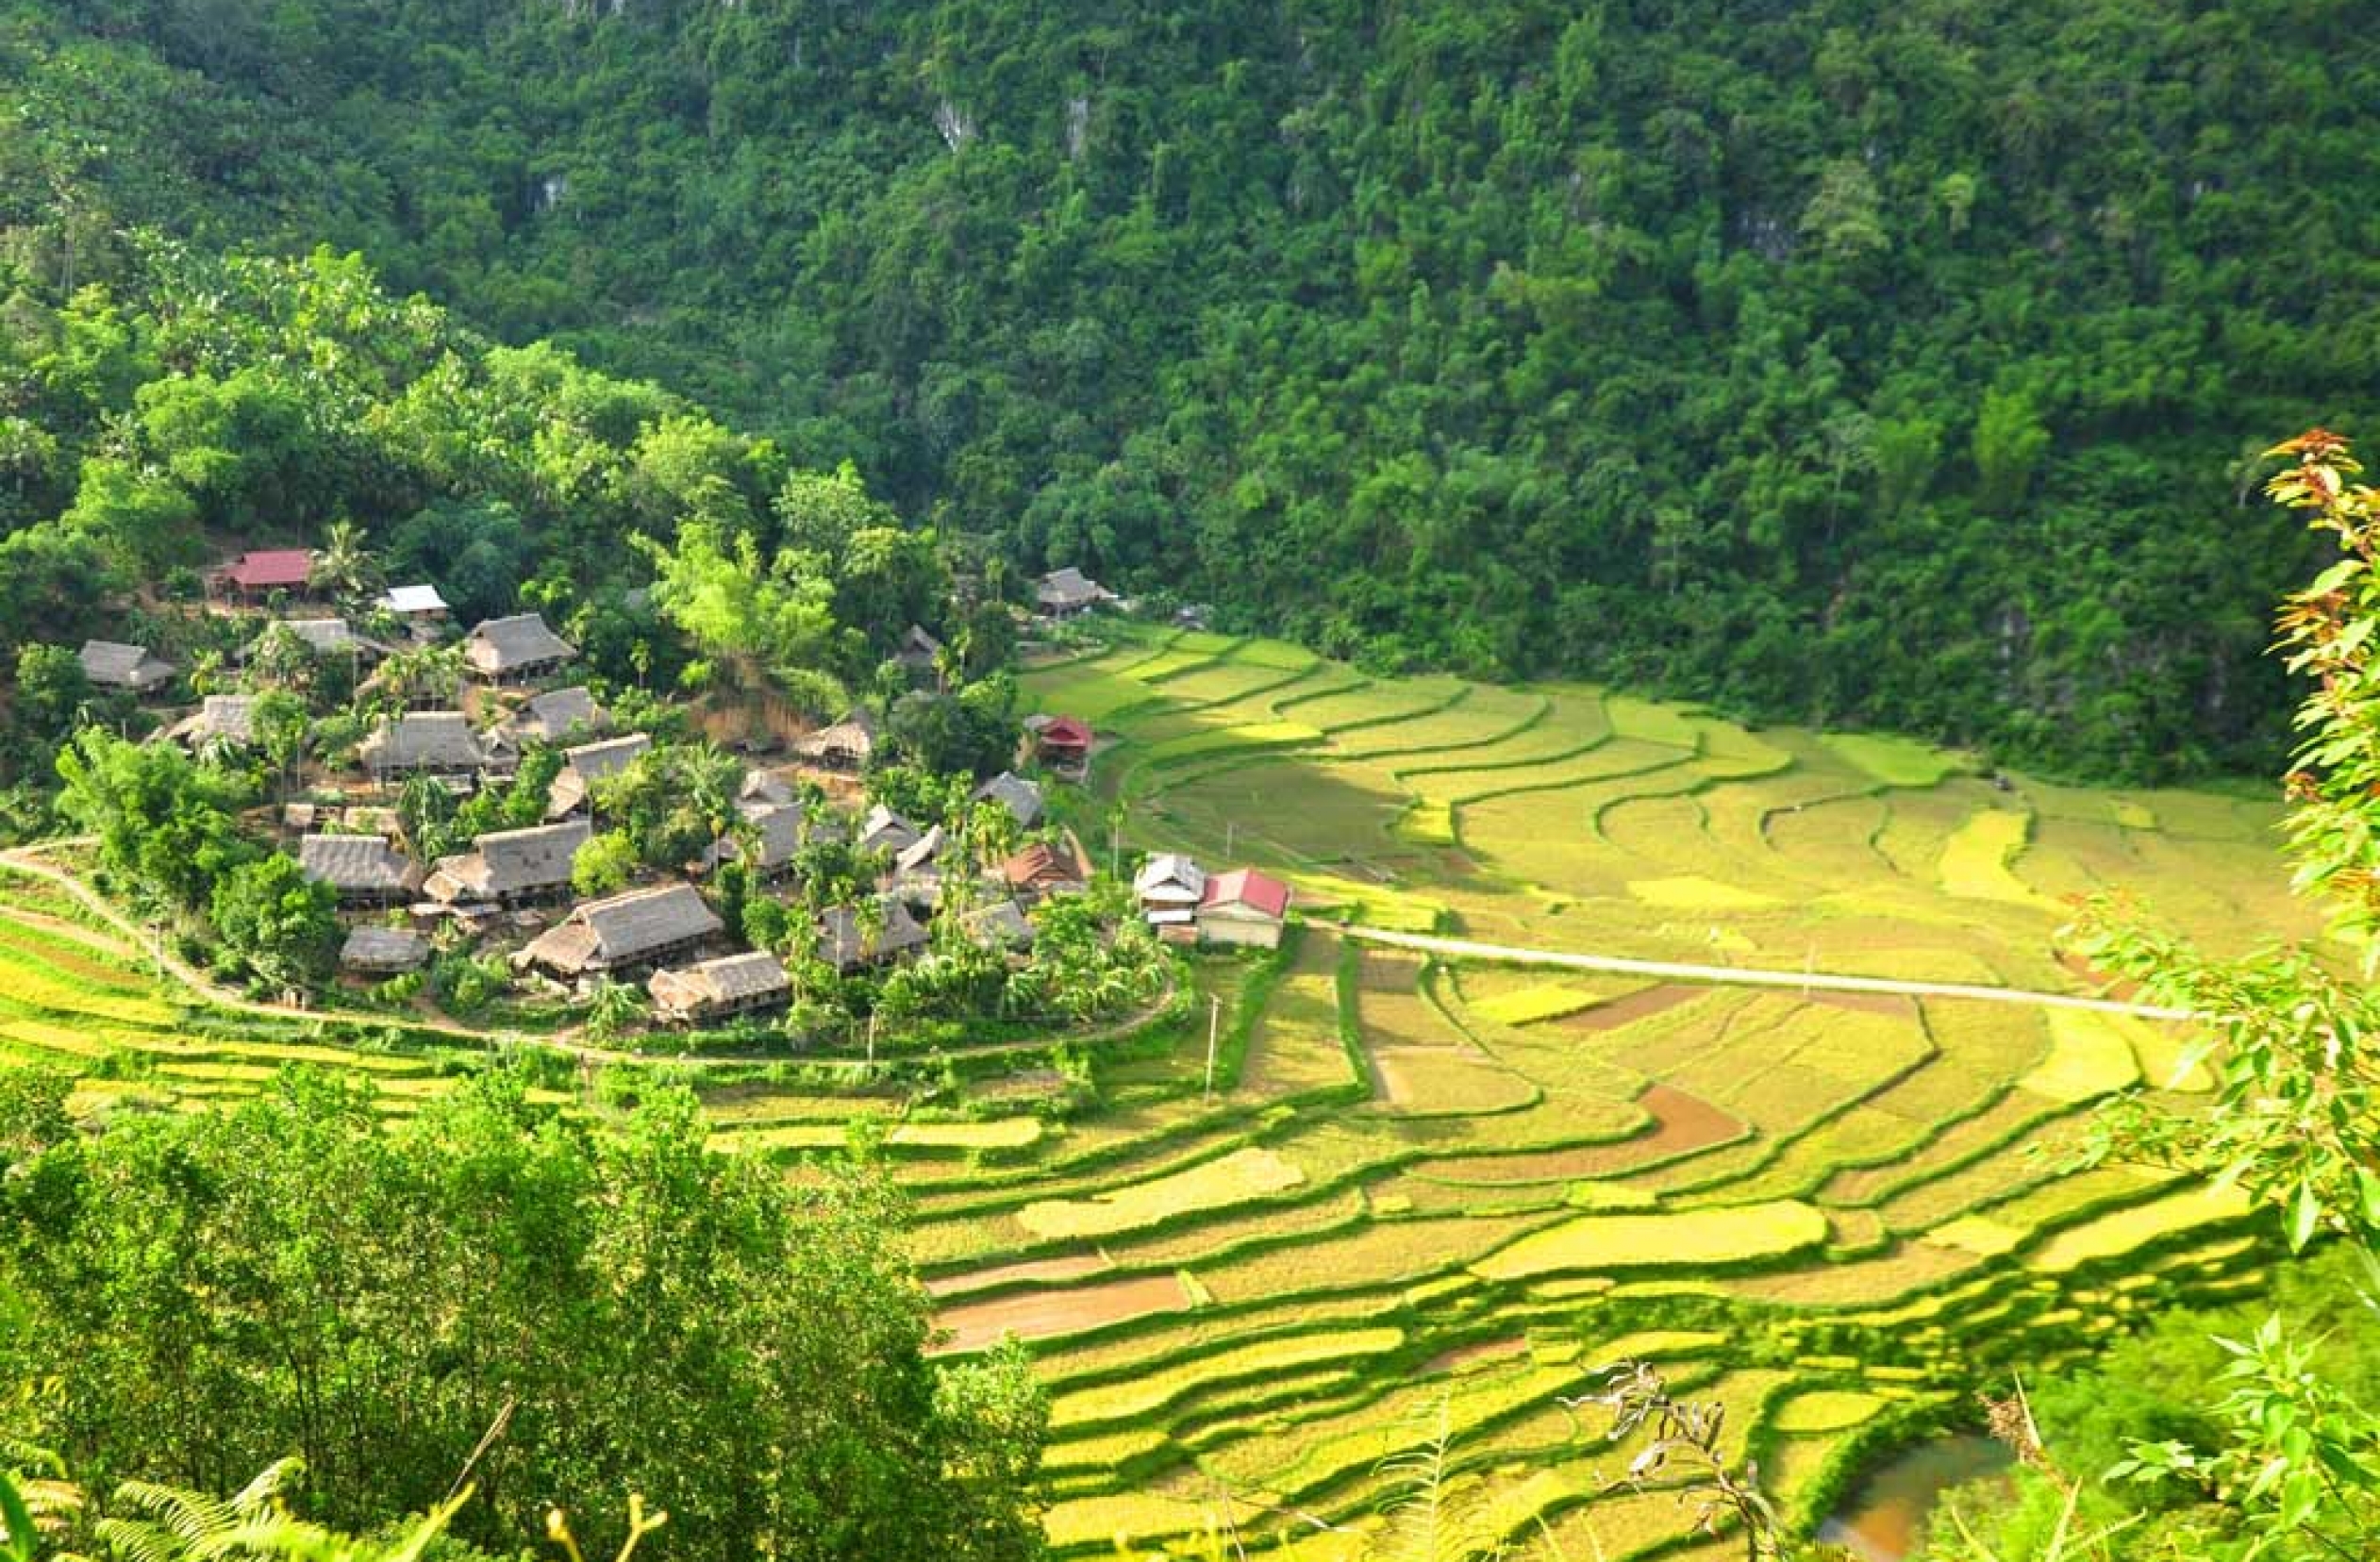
(1335, 923, 2193, 1022)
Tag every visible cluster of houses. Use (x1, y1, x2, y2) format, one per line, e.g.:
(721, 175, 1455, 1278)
(1132, 855, 1291, 950)
(75, 546, 1294, 1030)
(75, 547, 456, 701)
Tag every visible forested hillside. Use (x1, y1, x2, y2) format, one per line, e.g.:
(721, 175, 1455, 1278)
(5, 0, 2377, 773)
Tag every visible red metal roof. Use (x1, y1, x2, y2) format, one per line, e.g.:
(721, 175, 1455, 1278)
(224, 549, 313, 589)
(1201, 868, 1290, 919)
(1038, 715, 1093, 748)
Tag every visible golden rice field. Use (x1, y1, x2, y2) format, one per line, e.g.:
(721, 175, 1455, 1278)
(0, 622, 2320, 1560)
(931, 623, 2314, 1556)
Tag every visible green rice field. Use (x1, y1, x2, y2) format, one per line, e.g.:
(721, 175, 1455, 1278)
(0, 623, 2317, 1559)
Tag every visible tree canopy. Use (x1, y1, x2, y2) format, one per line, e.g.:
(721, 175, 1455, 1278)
(3, 0, 2375, 775)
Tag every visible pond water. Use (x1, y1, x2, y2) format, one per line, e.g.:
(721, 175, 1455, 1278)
(1814, 1433, 2016, 1561)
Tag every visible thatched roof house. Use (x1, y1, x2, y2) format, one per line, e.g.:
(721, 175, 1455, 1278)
(78, 640, 175, 693)
(545, 734, 651, 818)
(970, 771, 1044, 829)
(961, 899, 1036, 953)
(649, 951, 791, 1025)
(298, 834, 423, 905)
(856, 804, 920, 856)
(740, 769, 796, 806)
(162, 695, 259, 751)
(462, 613, 575, 681)
(1003, 833, 1093, 899)
(424, 819, 591, 906)
(895, 623, 943, 676)
(341, 925, 431, 974)
(515, 884, 724, 979)
(251, 618, 380, 662)
(894, 824, 946, 874)
(791, 708, 877, 770)
(501, 686, 605, 746)
(1035, 567, 1117, 617)
(704, 802, 825, 877)
(814, 897, 929, 972)
(359, 711, 491, 778)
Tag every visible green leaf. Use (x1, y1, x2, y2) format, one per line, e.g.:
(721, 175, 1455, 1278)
(2291, 1179, 2322, 1251)
(0, 1471, 35, 1562)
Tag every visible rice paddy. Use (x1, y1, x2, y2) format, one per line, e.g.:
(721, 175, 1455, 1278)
(0, 623, 2315, 1560)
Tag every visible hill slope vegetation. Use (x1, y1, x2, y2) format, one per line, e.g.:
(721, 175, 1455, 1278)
(4, 0, 2377, 773)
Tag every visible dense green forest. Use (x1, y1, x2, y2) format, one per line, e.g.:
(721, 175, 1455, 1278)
(0, 1067, 1047, 1562)
(5, 0, 2377, 774)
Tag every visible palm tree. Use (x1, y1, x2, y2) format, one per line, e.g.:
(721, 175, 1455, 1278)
(313, 519, 379, 602)
(186, 647, 227, 698)
(369, 643, 463, 710)
(681, 742, 744, 843)
(583, 977, 645, 1045)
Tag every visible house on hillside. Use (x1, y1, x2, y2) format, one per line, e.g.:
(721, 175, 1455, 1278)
(375, 584, 450, 625)
(1036, 567, 1117, 618)
(462, 613, 575, 682)
(1003, 833, 1093, 902)
(359, 711, 491, 780)
(888, 825, 949, 909)
(341, 925, 431, 976)
(856, 804, 920, 857)
(1134, 853, 1207, 941)
(814, 897, 929, 973)
(498, 686, 605, 747)
(298, 834, 423, 907)
(960, 898, 1036, 955)
(1027, 714, 1094, 777)
(514, 883, 724, 982)
(791, 708, 877, 771)
(1197, 868, 1291, 950)
(78, 640, 175, 695)
(970, 771, 1044, 830)
(423, 819, 591, 906)
(162, 695, 259, 753)
(894, 624, 944, 681)
(258, 617, 374, 656)
(545, 734, 652, 819)
(740, 769, 796, 807)
(649, 951, 791, 1026)
(703, 802, 825, 879)
(215, 549, 314, 603)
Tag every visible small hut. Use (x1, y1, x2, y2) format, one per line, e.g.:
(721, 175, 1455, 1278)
(340, 925, 431, 975)
(461, 613, 576, 682)
(514, 884, 724, 981)
(649, 951, 791, 1026)
(78, 640, 175, 695)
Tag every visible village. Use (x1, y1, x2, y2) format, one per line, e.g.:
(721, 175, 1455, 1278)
(58, 548, 1289, 1041)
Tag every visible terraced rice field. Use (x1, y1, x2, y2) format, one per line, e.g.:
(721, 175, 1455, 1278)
(956, 624, 2319, 1554)
(0, 626, 2317, 1560)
